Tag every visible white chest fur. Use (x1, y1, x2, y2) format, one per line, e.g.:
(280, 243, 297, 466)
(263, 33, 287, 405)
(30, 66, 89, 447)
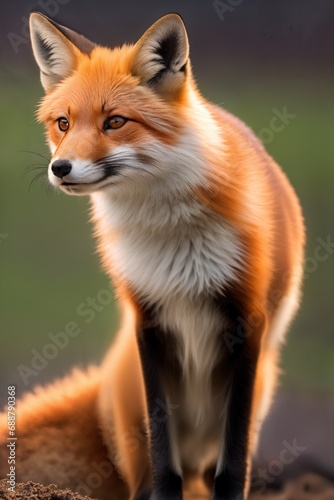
(92, 192, 244, 303)
(92, 190, 244, 468)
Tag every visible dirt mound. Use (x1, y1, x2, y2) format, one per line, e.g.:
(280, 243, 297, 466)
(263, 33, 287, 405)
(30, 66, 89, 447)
(0, 479, 93, 500)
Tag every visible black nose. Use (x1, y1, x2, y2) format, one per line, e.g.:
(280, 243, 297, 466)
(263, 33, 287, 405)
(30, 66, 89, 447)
(51, 159, 72, 179)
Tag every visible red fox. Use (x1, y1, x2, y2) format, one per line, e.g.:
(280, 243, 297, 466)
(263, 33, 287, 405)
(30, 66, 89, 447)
(0, 12, 304, 500)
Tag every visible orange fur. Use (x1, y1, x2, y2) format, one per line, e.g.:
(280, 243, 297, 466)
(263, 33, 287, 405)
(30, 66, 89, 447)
(0, 12, 305, 500)
(0, 368, 127, 499)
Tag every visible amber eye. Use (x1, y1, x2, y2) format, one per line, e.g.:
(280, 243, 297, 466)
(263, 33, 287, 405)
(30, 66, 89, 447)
(57, 117, 69, 132)
(103, 116, 127, 131)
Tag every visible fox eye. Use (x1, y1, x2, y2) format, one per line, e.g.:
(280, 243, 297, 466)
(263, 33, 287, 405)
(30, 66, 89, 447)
(103, 116, 127, 131)
(57, 117, 69, 132)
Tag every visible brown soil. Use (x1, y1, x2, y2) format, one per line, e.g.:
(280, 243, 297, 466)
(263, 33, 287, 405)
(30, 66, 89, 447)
(0, 479, 93, 499)
(1, 473, 334, 500)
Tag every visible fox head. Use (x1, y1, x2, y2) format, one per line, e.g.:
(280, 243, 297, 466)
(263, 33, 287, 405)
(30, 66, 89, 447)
(29, 12, 220, 200)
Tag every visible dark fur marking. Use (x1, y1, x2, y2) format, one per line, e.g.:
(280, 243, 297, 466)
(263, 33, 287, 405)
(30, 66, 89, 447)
(148, 68, 167, 86)
(154, 31, 179, 69)
(137, 306, 182, 499)
(147, 31, 187, 87)
(95, 157, 121, 179)
(213, 288, 262, 500)
(213, 343, 257, 500)
(179, 62, 187, 74)
(36, 34, 54, 65)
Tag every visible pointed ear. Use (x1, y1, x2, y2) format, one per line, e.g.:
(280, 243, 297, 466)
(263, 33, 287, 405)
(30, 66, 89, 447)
(132, 14, 189, 98)
(29, 12, 96, 93)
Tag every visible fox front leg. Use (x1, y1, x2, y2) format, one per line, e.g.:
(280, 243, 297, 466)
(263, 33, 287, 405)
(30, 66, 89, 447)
(212, 314, 264, 500)
(137, 325, 182, 500)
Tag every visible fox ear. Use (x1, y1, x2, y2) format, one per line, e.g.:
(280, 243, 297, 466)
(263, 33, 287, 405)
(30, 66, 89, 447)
(132, 13, 189, 98)
(29, 12, 95, 92)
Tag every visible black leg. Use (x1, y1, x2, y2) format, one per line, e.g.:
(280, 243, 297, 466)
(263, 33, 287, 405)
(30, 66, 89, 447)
(137, 326, 182, 500)
(212, 341, 259, 500)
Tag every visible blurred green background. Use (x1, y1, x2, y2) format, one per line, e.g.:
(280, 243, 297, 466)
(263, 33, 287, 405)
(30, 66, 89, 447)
(0, 0, 333, 436)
